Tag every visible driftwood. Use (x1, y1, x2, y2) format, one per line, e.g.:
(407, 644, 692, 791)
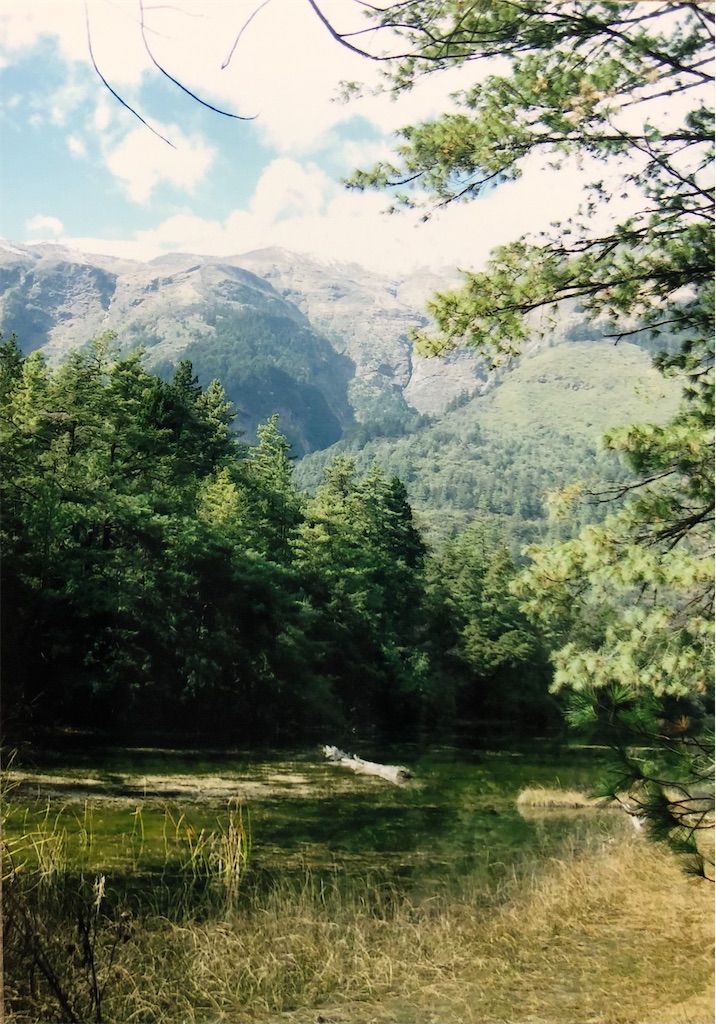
(323, 745, 412, 786)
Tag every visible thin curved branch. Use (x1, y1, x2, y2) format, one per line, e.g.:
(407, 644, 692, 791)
(222, 0, 273, 70)
(138, 0, 256, 120)
(305, 0, 419, 61)
(85, 1, 176, 147)
(685, 2, 716, 31)
(603, 316, 698, 340)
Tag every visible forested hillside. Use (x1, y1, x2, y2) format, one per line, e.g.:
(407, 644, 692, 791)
(0, 246, 685, 745)
(0, 241, 683, 548)
(297, 339, 681, 546)
(0, 243, 477, 453)
(0, 335, 555, 743)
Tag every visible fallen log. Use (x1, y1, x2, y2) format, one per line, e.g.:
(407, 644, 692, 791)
(323, 745, 412, 786)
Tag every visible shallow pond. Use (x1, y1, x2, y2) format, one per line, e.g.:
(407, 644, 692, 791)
(4, 741, 623, 897)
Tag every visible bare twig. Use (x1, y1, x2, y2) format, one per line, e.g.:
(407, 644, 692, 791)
(85, 1, 176, 147)
(222, 0, 273, 70)
(138, 0, 256, 121)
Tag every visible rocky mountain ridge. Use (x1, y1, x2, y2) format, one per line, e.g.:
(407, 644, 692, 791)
(0, 239, 681, 524)
(0, 240, 484, 452)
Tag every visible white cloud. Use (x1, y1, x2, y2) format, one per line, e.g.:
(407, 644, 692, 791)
(67, 134, 86, 158)
(1, 2, 84, 60)
(105, 124, 216, 203)
(5, 1, 670, 277)
(93, 97, 113, 134)
(333, 136, 396, 173)
(0, 0, 484, 155)
(0, 1, 150, 86)
(249, 159, 329, 222)
(26, 214, 64, 236)
(48, 78, 92, 126)
(186, 0, 480, 155)
(138, 212, 231, 254)
(57, 147, 644, 277)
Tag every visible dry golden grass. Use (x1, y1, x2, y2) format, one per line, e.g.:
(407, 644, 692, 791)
(516, 786, 605, 809)
(471, 834, 714, 1024)
(84, 831, 713, 1024)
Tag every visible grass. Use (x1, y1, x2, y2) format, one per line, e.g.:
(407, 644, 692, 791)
(516, 786, 605, 810)
(3, 822, 713, 1023)
(3, 753, 712, 1022)
(478, 341, 681, 441)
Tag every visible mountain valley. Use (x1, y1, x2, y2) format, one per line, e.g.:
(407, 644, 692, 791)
(0, 239, 682, 540)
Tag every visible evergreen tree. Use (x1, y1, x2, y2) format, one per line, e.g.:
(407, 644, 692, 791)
(515, 397, 714, 873)
(0, 333, 23, 401)
(332, 0, 713, 856)
(428, 521, 554, 729)
(245, 414, 303, 557)
(294, 457, 430, 738)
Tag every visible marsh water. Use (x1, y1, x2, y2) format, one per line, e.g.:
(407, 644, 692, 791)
(4, 740, 623, 900)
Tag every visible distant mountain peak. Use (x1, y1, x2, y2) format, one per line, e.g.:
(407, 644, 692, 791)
(0, 238, 486, 450)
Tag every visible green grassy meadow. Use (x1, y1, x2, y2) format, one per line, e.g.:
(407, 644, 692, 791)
(3, 744, 713, 1023)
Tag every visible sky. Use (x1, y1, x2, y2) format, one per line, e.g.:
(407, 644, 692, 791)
(0, 1, 702, 276)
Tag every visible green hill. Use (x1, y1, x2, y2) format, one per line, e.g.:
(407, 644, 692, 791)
(294, 340, 682, 547)
(479, 340, 677, 439)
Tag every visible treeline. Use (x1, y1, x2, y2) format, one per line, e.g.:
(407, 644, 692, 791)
(0, 335, 556, 745)
(296, 408, 631, 551)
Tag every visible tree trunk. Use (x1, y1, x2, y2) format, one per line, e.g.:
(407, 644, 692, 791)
(322, 745, 411, 785)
